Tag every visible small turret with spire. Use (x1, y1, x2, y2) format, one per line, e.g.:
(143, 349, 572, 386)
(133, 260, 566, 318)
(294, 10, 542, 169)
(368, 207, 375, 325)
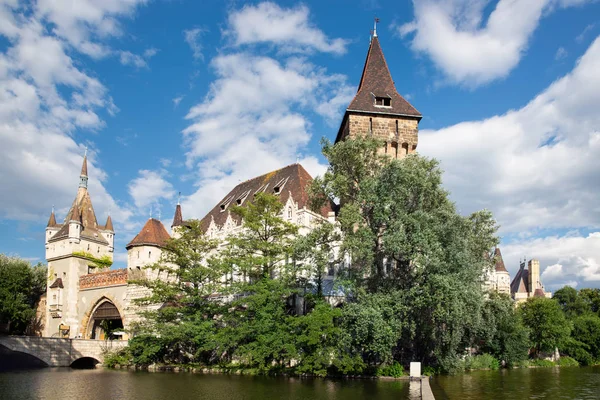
(79, 147, 88, 189)
(171, 192, 185, 236)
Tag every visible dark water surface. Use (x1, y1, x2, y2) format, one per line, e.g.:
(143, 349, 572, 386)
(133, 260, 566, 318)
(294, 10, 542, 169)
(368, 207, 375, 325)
(0, 369, 416, 400)
(431, 366, 600, 399)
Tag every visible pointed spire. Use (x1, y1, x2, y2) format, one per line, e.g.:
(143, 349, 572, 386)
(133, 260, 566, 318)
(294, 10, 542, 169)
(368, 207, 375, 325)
(47, 206, 57, 227)
(104, 215, 114, 232)
(79, 148, 88, 189)
(494, 247, 508, 272)
(346, 32, 420, 118)
(172, 195, 183, 228)
(373, 17, 379, 38)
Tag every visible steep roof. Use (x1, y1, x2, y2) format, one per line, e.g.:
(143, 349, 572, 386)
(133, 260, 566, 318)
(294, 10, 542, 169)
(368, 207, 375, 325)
(49, 278, 63, 289)
(534, 288, 546, 298)
(80, 154, 88, 176)
(49, 188, 107, 245)
(104, 215, 114, 232)
(126, 218, 171, 249)
(200, 163, 335, 231)
(172, 204, 183, 228)
(494, 247, 508, 272)
(347, 37, 421, 118)
(511, 265, 530, 294)
(47, 210, 58, 228)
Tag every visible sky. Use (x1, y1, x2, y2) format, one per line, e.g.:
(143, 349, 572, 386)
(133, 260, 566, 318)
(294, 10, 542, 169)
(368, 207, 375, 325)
(1, 0, 600, 291)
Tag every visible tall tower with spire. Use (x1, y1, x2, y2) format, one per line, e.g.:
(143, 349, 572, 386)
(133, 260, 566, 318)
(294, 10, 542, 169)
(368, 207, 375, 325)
(43, 152, 115, 337)
(335, 21, 422, 158)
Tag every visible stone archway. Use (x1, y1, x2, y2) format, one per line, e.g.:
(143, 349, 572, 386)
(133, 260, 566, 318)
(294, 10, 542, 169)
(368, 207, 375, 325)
(84, 299, 124, 340)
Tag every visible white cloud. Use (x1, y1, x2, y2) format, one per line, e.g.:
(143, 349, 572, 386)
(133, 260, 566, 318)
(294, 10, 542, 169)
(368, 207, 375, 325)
(181, 50, 351, 218)
(501, 232, 600, 290)
(420, 36, 600, 235)
(0, 0, 141, 229)
(128, 170, 175, 210)
(555, 46, 568, 60)
(118, 47, 158, 68)
(172, 95, 184, 108)
(226, 2, 348, 54)
(398, 0, 595, 86)
(184, 27, 206, 61)
(576, 23, 596, 43)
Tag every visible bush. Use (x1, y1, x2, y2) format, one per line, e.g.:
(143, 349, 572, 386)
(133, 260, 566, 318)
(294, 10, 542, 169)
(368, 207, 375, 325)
(463, 354, 500, 371)
(529, 359, 555, 367)
(103, 349, 131, 368)
(556, 356, 579, 367)
(376, 362, 405, 378)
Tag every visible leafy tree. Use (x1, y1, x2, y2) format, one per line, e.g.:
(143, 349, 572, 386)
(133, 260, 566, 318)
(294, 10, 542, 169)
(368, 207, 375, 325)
(579, 288, 600, 315)
(567, 314, 600, 364)
(479, 293, 529, 366)
(225, 193, 298, 282)
(0, 255, 46, 334)
(519, 297, 571, 356)
(311, 137, 498, 370)
(553, 286, 590, 318)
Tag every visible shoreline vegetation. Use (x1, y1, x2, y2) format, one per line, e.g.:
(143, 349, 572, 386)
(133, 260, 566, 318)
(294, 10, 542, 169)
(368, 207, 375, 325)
(97, 139, 600, 378)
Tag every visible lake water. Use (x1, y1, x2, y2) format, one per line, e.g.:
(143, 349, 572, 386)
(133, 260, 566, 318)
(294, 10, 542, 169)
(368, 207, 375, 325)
(430, 366, 600, 399)
(0, 369, 418, 400)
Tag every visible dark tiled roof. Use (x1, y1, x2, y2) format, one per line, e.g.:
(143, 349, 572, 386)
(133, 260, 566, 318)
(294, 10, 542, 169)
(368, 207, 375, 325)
(49, 278, 63, 289)
(494, 247, 508, 272)
(172, 204, 183, 227)
(511, 265, 530, 294)
(347, 37, 421, 118)
(200, 163, 335, 232)
(49, 188, 108, 245)
(47, 211, 58, 228)
(103, 215, 114, 232)
(126, 218, 171, 249)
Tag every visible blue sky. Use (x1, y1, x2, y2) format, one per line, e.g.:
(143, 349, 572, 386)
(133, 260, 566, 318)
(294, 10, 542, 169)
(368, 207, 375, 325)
(1, 0, 600, 290)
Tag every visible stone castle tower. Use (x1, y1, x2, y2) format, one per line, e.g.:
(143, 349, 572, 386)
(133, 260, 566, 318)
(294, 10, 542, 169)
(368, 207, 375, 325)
(335, 30, 422, 157)
(44, 154, 114, 337)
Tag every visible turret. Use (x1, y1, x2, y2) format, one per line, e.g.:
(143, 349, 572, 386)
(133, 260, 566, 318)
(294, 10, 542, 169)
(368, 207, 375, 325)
(102, 215, 115, 252)
(45, 207, 60, 245)
(171, 193, 184, 237)
(68, 202, 81, 243)
(528, 259, 540, 294)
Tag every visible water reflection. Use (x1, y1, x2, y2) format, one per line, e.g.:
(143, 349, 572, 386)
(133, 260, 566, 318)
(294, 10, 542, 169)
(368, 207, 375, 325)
(0, 369, 414, 400)
(431, 366, 600, 400)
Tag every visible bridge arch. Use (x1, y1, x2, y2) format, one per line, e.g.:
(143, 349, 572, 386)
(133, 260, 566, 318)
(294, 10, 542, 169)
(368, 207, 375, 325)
(70, 356, 100, 369)
(83, 297, 125, 340)
(0, 343, 49, 370)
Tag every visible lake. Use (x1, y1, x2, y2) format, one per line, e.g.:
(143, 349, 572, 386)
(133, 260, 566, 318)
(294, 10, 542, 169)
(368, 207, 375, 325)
(430, 366, 600, 399)
(0, 369, 418, 400)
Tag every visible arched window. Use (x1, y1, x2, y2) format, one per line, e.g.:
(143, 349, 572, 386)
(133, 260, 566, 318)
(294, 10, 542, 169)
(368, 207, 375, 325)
(288, 206, 292, 219)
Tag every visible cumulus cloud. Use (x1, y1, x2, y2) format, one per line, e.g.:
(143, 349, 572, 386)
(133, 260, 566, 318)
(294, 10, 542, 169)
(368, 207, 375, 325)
(226, 2, 348, 54)
(118, 47, 158, 68)
(184, 27, 206, 61)
(420, 35, 600, 235)
(128, 169, 176, 210)
(501, 232, 600, 290)
(398, 0, 595, 86)
(0, 0, 142, 227)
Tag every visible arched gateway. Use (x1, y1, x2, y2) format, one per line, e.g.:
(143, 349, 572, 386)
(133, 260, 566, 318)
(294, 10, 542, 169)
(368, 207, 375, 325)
(85, 299, 124, 340)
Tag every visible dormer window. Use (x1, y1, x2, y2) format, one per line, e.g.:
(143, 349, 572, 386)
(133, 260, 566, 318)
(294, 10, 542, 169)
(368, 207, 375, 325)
(236, 190, 251, 206)
(220, 196, 234, 212)
(273, 177, 289, 195)
(375, 96, 391, 107)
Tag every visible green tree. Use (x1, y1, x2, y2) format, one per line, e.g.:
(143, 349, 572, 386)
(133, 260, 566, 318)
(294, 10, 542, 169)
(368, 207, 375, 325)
(565, 314, 600, 365)
(519, 297, 571, 356)
(479, 293, 530, 366)
(579, 288, 600, 315)
(225, 193, 298, 282)
(311, 137, 498, 370)
(553, 286, 590, 318)
(129, 220, 223, 364)
(0, 255, 46, 334)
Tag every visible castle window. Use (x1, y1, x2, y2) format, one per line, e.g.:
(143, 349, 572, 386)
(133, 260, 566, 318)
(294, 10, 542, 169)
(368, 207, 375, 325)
(395, 120, 399, 135)
(137, 251, 140, 259)
(369, 118, 373, 134)
(87, 244, 90, 251)
(97, 246, 100, 253)
(288, 206, 292, 219)
(375, 97, 391, 107)
(273, 177, 289, 195)
(149, 251, 151, 259)
(236, 190, 251, 205)
(220, 196, 234, 212)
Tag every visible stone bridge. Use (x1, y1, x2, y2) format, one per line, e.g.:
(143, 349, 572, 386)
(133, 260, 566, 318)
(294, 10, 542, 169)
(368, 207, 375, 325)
(0, 336, 127, 367)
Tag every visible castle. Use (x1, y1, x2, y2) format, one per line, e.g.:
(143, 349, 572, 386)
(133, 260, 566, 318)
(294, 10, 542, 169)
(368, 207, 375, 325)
(40, 30, 548, 339)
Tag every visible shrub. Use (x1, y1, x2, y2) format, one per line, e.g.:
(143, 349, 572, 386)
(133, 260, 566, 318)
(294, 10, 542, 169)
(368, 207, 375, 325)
(103, 349, 131, 368)
(529, 359, 555, 367)
(376, 362, 404, 378)
(556, 356, 579, 367)
(464, 354, 500, 371)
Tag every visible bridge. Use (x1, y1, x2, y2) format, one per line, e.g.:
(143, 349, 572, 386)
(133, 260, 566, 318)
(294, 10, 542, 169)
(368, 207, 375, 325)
(0, 336, 127, 367)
